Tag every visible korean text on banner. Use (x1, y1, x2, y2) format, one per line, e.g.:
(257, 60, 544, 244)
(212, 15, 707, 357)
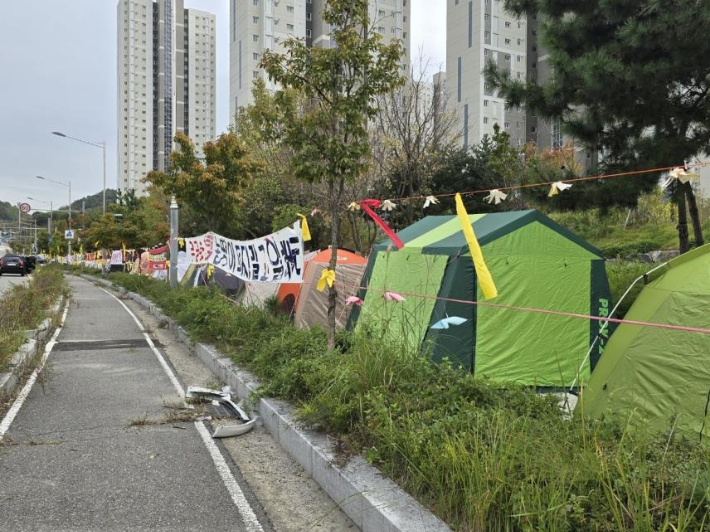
(185, 233, 215, 263)
(209, 223, 305, 282)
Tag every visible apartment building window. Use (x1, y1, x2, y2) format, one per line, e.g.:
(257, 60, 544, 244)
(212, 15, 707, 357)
(306, 29, 312, 37)
(517, 55, 522, 62)
(253, 0, 258, 4)
(379, 9, 385, 16)
(505, 38, 511, 44)
(307, 12, 312, 21)
(253, 34, 259, 42)
(484, 99, 488, 106)
(517, 38, 522, 45)
(457, 56, 462, 102)
(463, 104, 469, 148)
(253, 16, 259, 23)
(253, 52, 259, 60)
(287, 23, 294, 31)
(505, 21, 511, 28)
(253, 71, 259, 79)
(378, 26, 385, 34)
(483, 117, 489, 124)
(504, 122, 509, 129)
(287, 5, 294, 12)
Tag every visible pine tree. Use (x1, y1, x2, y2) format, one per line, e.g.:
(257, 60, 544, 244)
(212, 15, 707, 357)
(486, 0, 710, 251)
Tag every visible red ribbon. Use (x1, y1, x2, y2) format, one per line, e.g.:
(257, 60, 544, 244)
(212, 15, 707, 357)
(360, 200, 404, 249)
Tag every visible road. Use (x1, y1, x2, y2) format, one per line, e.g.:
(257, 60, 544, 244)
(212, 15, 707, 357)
(0, 277, 273, 532)
(0, 271, 29, 296)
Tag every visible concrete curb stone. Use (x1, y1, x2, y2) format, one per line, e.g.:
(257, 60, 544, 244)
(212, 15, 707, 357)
(78, 274, 452, 532)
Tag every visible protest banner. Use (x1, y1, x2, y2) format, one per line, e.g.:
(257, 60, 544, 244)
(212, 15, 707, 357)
(209, 223, 304, 282)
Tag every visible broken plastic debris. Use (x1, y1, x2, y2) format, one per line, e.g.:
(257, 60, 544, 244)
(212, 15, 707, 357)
(186, 385, 255, 438)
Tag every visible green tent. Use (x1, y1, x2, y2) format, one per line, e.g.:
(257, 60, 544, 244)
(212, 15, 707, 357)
(581, 244, 710, 437)
(351, 210, 612, 388)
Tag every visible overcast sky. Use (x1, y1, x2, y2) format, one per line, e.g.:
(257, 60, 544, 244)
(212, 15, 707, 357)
(0, 1, 445, 212)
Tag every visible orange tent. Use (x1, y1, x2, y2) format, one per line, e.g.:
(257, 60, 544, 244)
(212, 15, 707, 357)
(278, 248, 368, 329)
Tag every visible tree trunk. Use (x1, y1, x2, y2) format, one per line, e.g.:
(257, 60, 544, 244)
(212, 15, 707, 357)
(326, 179, 341, 349)
(677, 186, 690, 254)
(684, 182, 704, 247)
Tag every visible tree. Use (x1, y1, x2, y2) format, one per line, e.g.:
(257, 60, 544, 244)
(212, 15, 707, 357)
(372, 57, 460, 225)
(260, 0, 404, 347)
(485, 0, 710, 252)
(145, 132, 263, 239)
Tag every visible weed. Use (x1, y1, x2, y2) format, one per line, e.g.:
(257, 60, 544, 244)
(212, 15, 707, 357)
(0, 265, 66, 371)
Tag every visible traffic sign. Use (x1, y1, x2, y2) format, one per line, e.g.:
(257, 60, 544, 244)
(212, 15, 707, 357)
(19, 202, 31, 213)
(65, 230, 74, 239)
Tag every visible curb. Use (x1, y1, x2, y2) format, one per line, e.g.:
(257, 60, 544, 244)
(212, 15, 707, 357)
(82, 275, 452, 532)
(0, 298, 63, 396)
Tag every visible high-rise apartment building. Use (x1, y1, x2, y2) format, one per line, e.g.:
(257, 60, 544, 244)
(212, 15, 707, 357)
(230, 0, 411, 122)
(117, 0, 216, 196)
(447, 1, 597, 172)
(447, 0, 529, 149)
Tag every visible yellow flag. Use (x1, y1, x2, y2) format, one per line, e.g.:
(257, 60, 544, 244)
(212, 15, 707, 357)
(206, 264, 215, 279)
(317, 268, 336, 292)
(297, 214, 312, 242)
(455, 193, 498, 300)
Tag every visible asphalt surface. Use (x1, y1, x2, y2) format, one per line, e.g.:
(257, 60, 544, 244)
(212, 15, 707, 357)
(0, 271, 29, 295)
(0, 277, 271, 532)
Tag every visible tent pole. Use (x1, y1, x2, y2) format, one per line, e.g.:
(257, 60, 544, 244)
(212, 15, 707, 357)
(569, 261, 672, 393)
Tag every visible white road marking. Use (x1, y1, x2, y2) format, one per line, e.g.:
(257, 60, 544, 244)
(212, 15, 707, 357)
(195, 421, 266, 532)
(99, 287, 184, 398)
(0, 305, 69, 441)
(100, 285, 265, 532)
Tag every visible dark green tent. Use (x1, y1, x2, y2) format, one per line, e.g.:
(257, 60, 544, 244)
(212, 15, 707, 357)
(581, 244, 710, 437)
(351, 210, 612, 388)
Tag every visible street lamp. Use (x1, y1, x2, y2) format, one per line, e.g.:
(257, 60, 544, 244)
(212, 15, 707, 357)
(36, 176, 71, 258)
(52, 131, 107, 215)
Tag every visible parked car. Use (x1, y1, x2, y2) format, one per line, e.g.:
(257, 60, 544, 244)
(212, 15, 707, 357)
(35, 254, 47, 264)
(0, 254, 27, 276)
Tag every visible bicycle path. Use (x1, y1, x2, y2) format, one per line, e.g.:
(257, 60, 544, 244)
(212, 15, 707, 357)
(0, 277, 270, 532)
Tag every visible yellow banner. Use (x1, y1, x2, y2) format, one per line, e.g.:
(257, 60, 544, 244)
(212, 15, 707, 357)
(455, 193, 498, 300)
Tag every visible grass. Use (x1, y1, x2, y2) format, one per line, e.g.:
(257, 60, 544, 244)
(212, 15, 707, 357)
(0, 265, 67, 371)
(74, 268, 710, 532)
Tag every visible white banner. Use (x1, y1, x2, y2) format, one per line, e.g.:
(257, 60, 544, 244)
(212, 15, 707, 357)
(185, 223, 304, 283)
(185, 233, 215, 264)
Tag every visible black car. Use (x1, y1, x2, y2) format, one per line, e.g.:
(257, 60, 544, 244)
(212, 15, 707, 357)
(21, 255, 37, 272)
(0, 254, 28, 276)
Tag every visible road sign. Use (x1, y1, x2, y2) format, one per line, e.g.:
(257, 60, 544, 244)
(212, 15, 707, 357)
(19, 203, 31, 213)
(65, 230, 74, 239)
